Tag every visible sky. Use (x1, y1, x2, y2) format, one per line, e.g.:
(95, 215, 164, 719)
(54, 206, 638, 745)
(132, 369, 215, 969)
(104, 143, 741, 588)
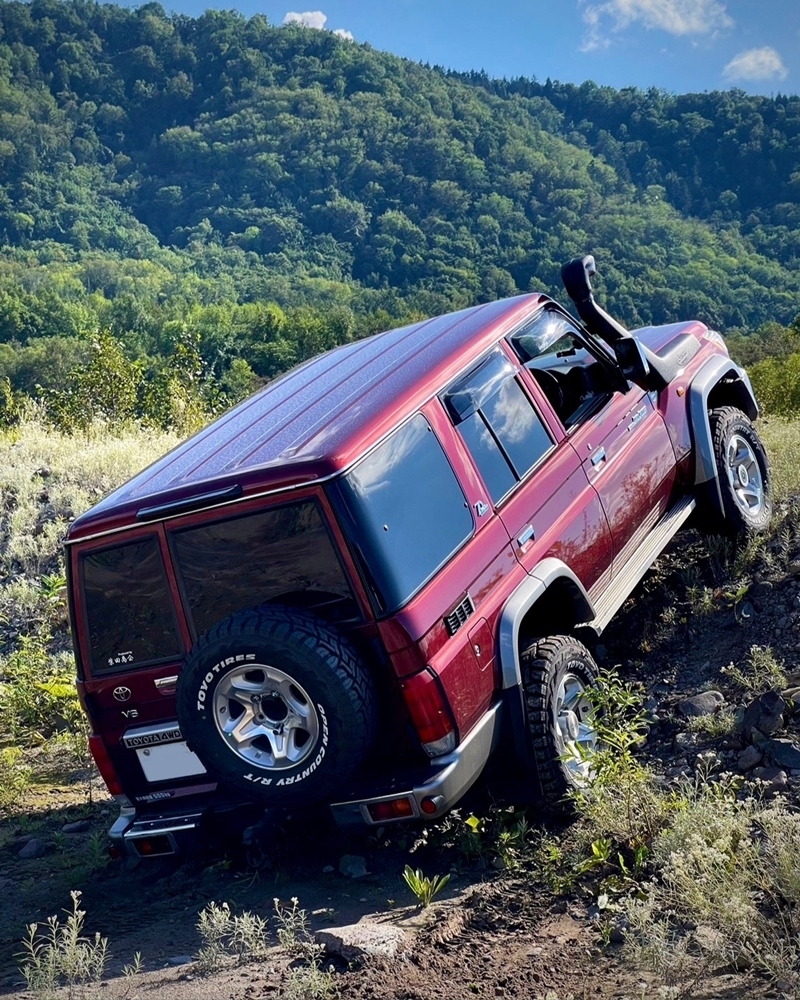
(133, 0, 800, 97)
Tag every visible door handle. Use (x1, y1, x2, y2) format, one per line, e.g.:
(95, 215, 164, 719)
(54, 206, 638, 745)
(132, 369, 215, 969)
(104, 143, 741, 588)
(591, 447, 607, 467)
(517, 524, 535, 547)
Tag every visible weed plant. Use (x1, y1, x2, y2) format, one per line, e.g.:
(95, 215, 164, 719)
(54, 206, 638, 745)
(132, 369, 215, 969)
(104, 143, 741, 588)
(721, 644, 787, 695)
(195, 900, 271, 972)
(19, 891, 108, 1000)
(572, 670, 674, 850)
(403, 865, 451, 907)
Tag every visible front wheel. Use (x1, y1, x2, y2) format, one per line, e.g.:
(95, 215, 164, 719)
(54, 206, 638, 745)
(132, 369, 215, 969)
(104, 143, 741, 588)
(706, 406, 772, 537)
(520, 635, 599, 811)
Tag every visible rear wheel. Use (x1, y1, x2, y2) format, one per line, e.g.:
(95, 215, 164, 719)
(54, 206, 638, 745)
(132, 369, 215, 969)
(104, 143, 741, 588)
(520, 635, 599, 811)
(176, 605, 377, 804)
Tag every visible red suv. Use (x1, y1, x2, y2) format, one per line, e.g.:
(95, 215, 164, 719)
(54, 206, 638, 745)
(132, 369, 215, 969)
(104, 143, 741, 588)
(66, 255, 771, 856)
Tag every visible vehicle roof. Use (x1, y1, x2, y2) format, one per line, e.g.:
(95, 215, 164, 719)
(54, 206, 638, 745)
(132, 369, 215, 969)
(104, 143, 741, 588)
(68, 293, 548, 540)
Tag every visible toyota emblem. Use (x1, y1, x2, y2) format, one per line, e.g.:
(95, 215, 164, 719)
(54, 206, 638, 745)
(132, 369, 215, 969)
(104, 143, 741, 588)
(113, 686, 132, 703)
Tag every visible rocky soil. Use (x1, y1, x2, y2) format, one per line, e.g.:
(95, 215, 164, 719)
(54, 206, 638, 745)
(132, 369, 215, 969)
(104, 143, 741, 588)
(3, 519, 800, 1000)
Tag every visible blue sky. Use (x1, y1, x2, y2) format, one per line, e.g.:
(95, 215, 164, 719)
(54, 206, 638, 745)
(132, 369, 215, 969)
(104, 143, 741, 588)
(141, 0, 800, 96)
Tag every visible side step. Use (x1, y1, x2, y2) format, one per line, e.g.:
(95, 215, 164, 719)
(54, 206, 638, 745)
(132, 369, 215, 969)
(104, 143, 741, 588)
(586, 494, 696, 635)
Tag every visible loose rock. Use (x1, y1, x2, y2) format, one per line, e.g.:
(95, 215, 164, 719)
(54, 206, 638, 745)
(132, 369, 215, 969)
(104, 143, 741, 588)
(18, 838, 47, 860)
(339, 855, 368, 879)
(762, 739, 800, 770)
(62, 820, 91, 833)
(316, 921, 410, 960)
(737, 745, 763, 771)
(742, 691, 785, 739)
(676, 691, 725, 718)
(166, 955, 193, 967)
(752, 766, 789, 797)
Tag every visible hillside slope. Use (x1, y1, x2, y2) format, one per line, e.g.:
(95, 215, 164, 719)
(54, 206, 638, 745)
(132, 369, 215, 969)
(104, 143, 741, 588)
(0, 0, 798, 333)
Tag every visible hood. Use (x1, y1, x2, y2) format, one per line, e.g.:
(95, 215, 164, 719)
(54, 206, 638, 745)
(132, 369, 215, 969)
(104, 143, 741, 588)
(631, 320, 709, 355)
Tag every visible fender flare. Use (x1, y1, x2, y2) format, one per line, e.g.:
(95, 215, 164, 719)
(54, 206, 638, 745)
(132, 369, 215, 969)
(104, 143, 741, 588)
(689, 355, 759, 518)
(497, 557, 595, 691)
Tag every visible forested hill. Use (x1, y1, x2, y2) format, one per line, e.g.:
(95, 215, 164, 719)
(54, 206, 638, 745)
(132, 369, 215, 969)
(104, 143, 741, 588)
(0, 0, 799, 422)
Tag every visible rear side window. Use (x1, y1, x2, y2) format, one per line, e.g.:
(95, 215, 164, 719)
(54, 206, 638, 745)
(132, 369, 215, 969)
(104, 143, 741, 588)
(331, 414, 473, 614)
(171, 500, 359, 635)
(445, 352, 553, 504)
(81, 536, 182, 672)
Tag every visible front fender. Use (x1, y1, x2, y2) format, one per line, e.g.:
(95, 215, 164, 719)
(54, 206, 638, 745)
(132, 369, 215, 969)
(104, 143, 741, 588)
(689, 356, 759, 518)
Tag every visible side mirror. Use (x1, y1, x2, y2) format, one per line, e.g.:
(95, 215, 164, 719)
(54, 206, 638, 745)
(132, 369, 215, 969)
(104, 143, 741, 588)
(613, 337, 651, 386)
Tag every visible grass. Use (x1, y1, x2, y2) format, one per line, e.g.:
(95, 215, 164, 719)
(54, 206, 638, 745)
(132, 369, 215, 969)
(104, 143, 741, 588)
(0, 418, 179, 820)
(760, 417, 800, 500)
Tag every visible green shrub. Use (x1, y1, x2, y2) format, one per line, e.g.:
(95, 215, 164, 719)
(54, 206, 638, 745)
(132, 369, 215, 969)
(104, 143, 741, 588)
(0, 634, 81, 745)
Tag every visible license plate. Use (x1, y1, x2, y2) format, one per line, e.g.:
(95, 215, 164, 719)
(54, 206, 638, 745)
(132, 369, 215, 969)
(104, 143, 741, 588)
(136, 742, 207, 782)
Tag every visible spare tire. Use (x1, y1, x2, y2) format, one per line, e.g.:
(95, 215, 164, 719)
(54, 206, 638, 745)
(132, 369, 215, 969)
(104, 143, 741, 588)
(176, 604, 377, 804)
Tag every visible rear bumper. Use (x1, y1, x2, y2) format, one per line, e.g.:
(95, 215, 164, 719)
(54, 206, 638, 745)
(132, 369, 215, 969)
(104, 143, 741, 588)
(330, 700, 503, 826)
(110, 701, 503, 854)
(110, 806, 206, 857)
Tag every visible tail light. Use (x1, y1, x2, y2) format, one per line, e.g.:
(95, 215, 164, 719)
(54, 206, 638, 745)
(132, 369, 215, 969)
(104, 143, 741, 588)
(88, 734, 124, 796)
(399, 667, 457, 757)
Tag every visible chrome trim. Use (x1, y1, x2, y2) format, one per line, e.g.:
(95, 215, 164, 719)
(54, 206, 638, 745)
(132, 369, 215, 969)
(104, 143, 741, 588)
(125, 816, 203, 839)
(154, 674, 178, 691)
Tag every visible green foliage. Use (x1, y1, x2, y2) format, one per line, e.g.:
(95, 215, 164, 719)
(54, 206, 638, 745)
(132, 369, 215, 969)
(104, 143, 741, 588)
(721, 644, 787, 695)
(39, 330, 143, 431)
(0, 633, 81, 745)
(402, 865, 451, 907)
(0, 746, 31, 811)
(0, 0, 794, 413)
(195, 900, 271, 972)
(19, 891, 108, 999)
(572, 670, 675, 850)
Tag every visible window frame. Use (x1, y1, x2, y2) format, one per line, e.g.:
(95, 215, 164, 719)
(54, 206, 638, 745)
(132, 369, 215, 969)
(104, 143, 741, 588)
(506, 304, 621, 434)
(78, 530, 185, 676)
(442, 348, 556, 509)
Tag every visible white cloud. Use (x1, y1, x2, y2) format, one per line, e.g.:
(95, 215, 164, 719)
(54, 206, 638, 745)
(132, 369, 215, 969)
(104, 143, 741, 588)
(580, 0, 733, 52)
(282, 11, 354, 39)
(283, 11, 328, 30)
(723, 46, 788, 82)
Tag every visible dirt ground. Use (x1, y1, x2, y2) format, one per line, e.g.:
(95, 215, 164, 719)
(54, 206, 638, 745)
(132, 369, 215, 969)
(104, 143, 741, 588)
(2, 521, 798, 1000)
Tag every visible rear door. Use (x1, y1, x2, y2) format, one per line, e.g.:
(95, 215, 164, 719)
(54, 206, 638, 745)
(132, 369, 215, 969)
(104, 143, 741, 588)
(441, 348, 612, 595)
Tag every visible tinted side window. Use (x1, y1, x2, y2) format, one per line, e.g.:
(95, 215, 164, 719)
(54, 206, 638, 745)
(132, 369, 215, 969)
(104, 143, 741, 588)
(482, 377, 552, 478)
(445, 353, 553, 504)
(171, 501, 359, 635)
(331, 414, 473, 613)
(82, 536, 182, 672)
(458, 411, 516, 502)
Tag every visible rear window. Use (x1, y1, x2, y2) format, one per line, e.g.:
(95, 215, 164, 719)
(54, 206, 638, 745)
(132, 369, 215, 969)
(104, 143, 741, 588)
(330, 414, 473, 614)
(81, 535, 182, 673)
(170, 500, 359, 635)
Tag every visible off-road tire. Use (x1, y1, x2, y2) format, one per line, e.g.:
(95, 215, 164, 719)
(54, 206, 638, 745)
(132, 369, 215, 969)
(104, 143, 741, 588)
(520, 635, 599, 813)
(176, 605, 377, 804)
(705, 406, 772, 537)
